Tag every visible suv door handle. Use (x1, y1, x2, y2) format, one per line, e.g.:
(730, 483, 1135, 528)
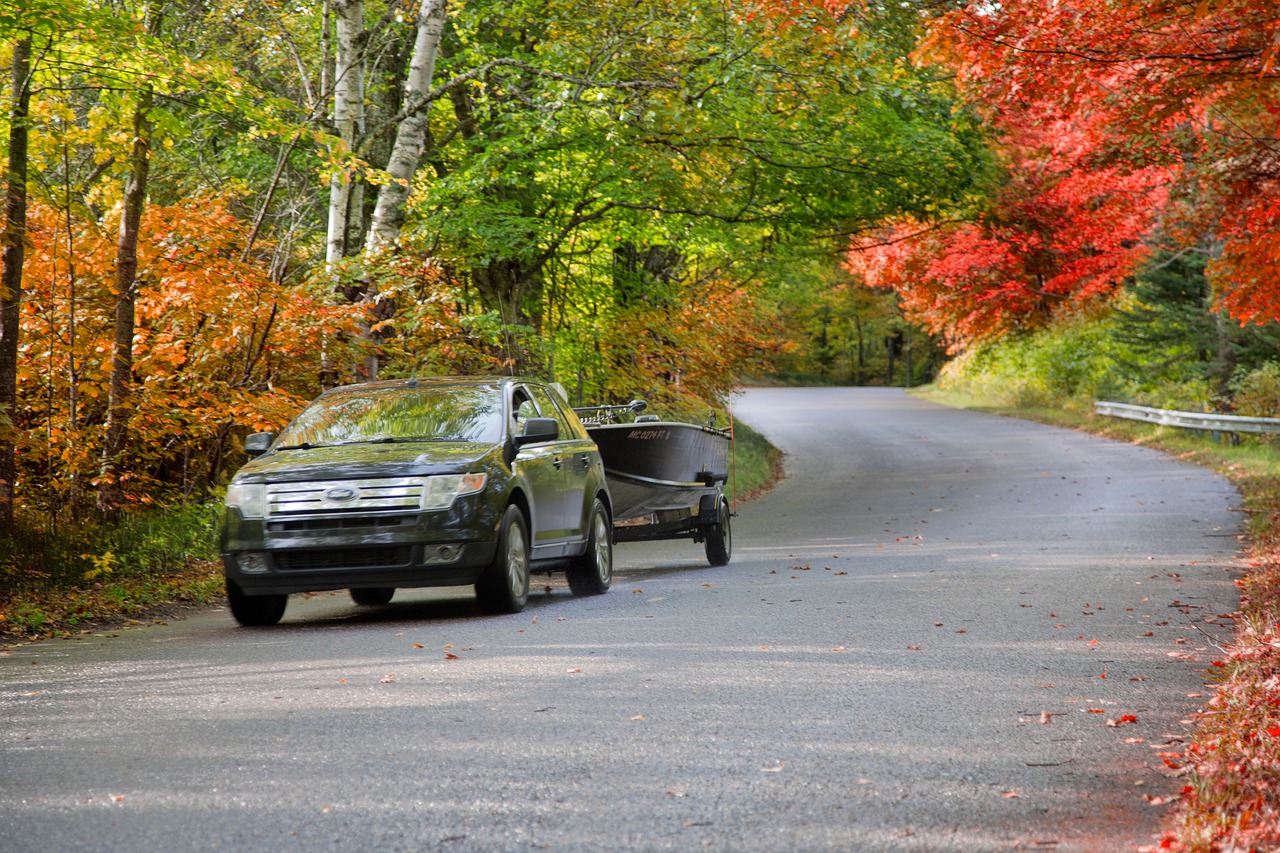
(552, 456, 563, 470)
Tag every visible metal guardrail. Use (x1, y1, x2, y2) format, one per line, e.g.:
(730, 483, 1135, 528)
(1094, 401, 1280, 436)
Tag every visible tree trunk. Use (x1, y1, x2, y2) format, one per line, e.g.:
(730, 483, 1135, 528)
(0, 37, 31, 531)
(366, 0, 447, 256)
(97, 88, 153, 516)
(326, 0, 365, 264)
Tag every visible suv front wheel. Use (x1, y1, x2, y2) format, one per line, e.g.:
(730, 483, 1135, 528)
(476, 505, 531, 614)
(227, 580, 288, 627)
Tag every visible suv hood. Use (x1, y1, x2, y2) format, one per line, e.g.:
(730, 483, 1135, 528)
(234, 441, 501, 483)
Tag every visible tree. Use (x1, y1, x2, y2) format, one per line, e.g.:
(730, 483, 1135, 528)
(913, 0, 1280, 330)
(0, 34, 30, 528)
(847, 119, 1168, 347)
(97, 85, 152, 515)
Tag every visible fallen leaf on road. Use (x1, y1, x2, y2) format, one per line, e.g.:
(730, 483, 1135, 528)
(444, 653, 460, 660)
(412, 643, 424, 649)
(379, 675, 396, 683)
(907, 645, 921, 651)
(566, 667, 581, 674)
(832, 646, 847, 652)
(667, 789, 689, 798)
(759, 763, 785, 773)
(1107, 714, 1139, 727)
(1002, 790, 1020, 799)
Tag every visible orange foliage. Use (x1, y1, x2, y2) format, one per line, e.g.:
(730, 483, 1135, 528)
(13, 196, 398, 511)
(597, 277, 783, 405)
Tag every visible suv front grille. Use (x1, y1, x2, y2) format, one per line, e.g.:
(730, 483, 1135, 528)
(267, 478, 424, 516)
(273, 546, 413, 572)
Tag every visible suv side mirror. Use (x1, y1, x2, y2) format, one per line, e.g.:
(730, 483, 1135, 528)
(244, 432, 275, 458)
(515, 417, 559, 447)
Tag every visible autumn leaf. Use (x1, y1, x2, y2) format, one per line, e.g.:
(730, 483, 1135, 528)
(1107, 715, 1139, 727)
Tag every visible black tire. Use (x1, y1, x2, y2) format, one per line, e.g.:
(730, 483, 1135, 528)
(350, 587, 395, 606)
(476, 505, 530, 614)
(567, 498, 612, 596)
(704, 495, 732, 567)
(226, 580, 287, 627)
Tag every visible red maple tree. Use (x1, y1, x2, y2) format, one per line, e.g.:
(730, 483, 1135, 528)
(854, 0, 1280, 344)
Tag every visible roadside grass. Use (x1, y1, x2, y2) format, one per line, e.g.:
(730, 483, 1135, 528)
(0, 503, 224, 644)
(915, 385, 1280, 853)
(727, 418, 783, 506)
(1, 415, 782, 647)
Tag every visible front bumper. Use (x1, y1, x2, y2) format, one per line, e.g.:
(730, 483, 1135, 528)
(220, 500, 501, 596)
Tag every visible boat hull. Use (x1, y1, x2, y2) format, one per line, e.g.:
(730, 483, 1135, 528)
(586, 422, 730, 520)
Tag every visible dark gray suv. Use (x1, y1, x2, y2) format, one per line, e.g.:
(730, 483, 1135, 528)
(219, 376, 613, 626)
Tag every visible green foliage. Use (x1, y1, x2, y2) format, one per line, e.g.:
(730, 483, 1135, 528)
(1232, 363, 1280, 419)
(0, 502, 219, 597)
(1111, 250, 1280, 398)
(936, 312, 1113, 409)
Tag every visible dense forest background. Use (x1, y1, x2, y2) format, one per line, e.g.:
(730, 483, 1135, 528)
(3, 0, 1280, 560)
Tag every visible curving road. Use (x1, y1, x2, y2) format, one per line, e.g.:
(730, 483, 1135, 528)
(0, 388, 1242, 852)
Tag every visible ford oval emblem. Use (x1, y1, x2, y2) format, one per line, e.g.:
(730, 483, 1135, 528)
(325, 486, 358, 502)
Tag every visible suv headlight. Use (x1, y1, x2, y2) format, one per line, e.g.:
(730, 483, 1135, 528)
(225, 482, 266, 519)
(422, 473, 488, 510)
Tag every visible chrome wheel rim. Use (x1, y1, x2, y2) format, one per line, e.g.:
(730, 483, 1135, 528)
(720, 501, 732, 555)
(592, 510, 612, 583)
(506, 521, 528, 598)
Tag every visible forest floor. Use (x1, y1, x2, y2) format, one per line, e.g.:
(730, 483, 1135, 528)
(917, 386, 1280, 853)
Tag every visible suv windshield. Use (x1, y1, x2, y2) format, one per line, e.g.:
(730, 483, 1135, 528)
(275, 385, 504, 448)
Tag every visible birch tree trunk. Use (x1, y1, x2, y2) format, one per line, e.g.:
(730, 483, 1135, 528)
(326, 0, 365, 264)
(365, 0, 447, 256)
(0, 37, 31, 529)
(97, 88, 153, 516)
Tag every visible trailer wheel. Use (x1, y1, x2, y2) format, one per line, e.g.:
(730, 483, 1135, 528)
(568, 498, 612, 596)
(704, 495, 732, 567)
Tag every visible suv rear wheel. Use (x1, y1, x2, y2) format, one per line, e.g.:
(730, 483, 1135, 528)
(567, 498, 612, 596)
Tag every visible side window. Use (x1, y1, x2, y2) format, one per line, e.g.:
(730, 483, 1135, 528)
(512, 390, 537, 431)
(528, 386, 580, 439)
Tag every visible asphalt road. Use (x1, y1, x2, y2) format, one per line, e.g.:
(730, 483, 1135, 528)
(0, 388, 1243, 852)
